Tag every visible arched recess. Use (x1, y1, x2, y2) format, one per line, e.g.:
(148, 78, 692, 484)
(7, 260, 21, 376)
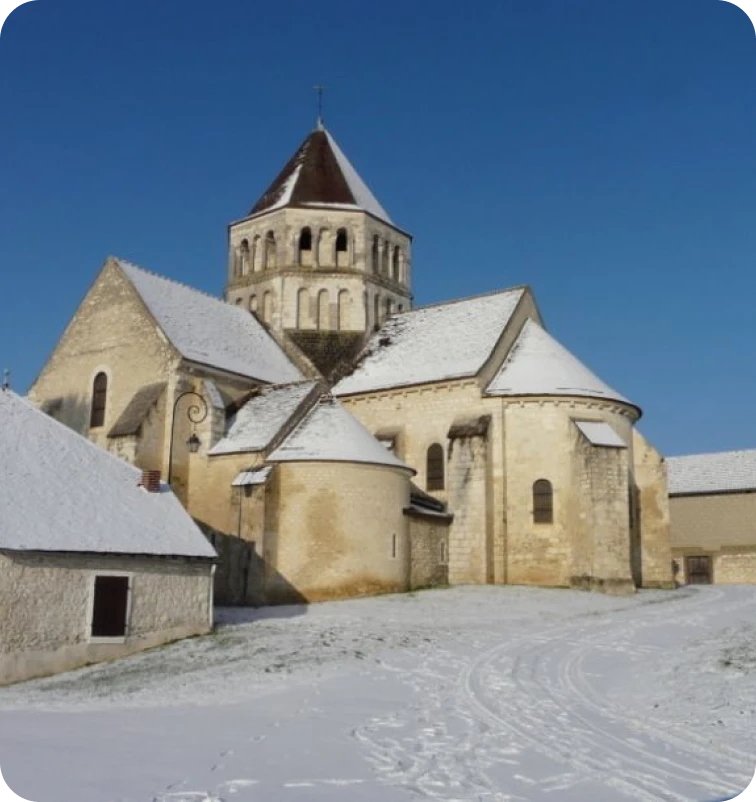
(297, 288, 309, 329)
(426, 443, 444, 491)
(336, 228, 349, 268)
(337, 289, 349, 330)
(249, 295, 258, 314)
(90, 372, 108, 428)
(533, 479, 554, 524)
(392, 246, 400, 281)
(240, 240, 250, 275)
(317, 289, 329, 330)
(262, 291, 273, 324)
(385, 298, 393, 319)
(372, 236, 380, 274)
(299, 227, 312, 266)
(381, 240, 389, 275)
(252, 235, 262, 272)
(264, 231, 277, 270)
(373, 294, 381, 330)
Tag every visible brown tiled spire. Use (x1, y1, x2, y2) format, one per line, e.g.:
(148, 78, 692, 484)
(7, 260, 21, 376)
(248, 127, 392, 224)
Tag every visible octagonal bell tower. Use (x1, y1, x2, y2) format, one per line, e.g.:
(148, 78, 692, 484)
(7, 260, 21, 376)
(226, 120, 412, 379)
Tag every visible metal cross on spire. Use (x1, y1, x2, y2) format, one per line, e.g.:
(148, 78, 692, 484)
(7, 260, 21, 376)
(313, 84, 325, 130)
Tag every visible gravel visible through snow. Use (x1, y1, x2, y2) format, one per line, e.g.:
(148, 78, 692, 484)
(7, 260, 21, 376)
(0, 586, 755, 802)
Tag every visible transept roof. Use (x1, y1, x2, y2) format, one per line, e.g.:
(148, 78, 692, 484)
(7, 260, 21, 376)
(666, 449, 756, 495)
(332, 288, 525, 396)
(248, 126, 392, 225)
(117, 259, 302, 384)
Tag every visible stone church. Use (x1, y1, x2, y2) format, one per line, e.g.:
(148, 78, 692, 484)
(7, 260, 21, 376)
(27, 120, 675, 604)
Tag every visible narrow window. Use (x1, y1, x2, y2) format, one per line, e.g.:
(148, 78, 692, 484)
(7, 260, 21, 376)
(249, 294, 258, 313)
(392, 533, 397, 559)
(385, 298, 393, 319)
(298, 227, 312, 265)
(336, 228, 348, 253)
(90, 372, 108, 428)
(381, 240, 389, 274)
(392, 246, 400, 281)
(252, 235, 261, 272)
(91, 575, 129, 638)
(533, 479, 553, 524)
(372, 236, 380, 273)
(373, 294, 381, 330)
(427, 443, 445, 491)
(240, 239, 250, 275)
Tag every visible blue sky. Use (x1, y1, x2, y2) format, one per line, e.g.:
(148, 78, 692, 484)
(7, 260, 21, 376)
(1, 0, 754, 455)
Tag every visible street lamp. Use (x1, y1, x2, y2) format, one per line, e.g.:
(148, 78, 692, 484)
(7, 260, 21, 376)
(167, 391, 208, 487)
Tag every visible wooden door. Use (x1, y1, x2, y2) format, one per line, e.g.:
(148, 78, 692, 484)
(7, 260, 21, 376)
(685, 556, 712, 585)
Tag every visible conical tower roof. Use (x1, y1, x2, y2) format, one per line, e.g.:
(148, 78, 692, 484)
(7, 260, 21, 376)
(249, 126, 392, 225)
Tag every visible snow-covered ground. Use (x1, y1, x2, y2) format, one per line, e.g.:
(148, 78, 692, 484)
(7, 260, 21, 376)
(1, 585, 755, 802)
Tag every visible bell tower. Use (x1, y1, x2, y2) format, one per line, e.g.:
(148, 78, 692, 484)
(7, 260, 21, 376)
(225, 122, 412, 378)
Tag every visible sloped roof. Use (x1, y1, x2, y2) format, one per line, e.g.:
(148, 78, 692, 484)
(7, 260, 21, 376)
(0, 390, 216, 559)
(574, 420, 627, 448)
(333, 289, 525, 396)
(108, 382, 166, 438)
(485, 319, 635, 409)
(209, 381, 319, 456)
(117, 259, 302, 384)
(667, 450, 756, 495)
(248, 126, 392, 225)
(267, 396, 413, 471)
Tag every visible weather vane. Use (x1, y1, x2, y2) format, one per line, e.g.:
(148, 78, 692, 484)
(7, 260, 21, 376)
(313, 84, 325, 128)
(2, 369, 9, 391)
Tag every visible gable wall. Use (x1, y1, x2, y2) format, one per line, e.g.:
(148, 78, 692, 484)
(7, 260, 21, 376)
(28, 262, 178, 449)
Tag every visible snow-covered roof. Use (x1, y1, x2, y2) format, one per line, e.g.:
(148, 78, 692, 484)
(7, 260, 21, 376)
(267, 396, 413, 471)
(247, 127, 392, 225)
(574, 420, 627, 448)
(485, 319, 635, 409)
(333, 289, 525, 396)
(209, 381, 318, 456)
(117, 259, 302, 384)
(0, 391, 216, 559)
(231, 466, 273, 487)
(667, 450, 756, 495)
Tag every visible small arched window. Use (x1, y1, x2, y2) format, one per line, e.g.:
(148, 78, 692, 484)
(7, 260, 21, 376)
(240, 239, 250, 275)
(299, 227, 312, 259)
(372, 236, 380, 273)
(249, 294, 258, 313)
(385, 298, 393, 319)
(533, 479, 553, 524)
(427, 443, 444, 491)
(392, 246, 400, 281)
(381, 240, 390, 274)
(337, 289, 349, 330)
(90, 372, 108, 428)
(235, 298, 243, 305)
(336, 228, 348, 253)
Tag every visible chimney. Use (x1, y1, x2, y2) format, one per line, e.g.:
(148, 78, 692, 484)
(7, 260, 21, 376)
(141, 470, 161, 493)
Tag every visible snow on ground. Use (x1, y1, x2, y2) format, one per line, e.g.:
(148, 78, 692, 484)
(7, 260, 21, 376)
(1, 585, 755, 802)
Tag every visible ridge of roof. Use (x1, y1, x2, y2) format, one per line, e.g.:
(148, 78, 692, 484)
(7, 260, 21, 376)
(406, 284, 529, 314)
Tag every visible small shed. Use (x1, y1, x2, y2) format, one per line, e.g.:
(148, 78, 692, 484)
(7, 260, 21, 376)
(667, 450, 756, 585)
(0, 390, 216, 686)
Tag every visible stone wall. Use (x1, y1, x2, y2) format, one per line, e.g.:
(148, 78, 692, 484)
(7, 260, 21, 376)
(632, 431, 674, 588)
(0, 552, 213, 686)
(407, 514, 450, 590)
(266, 461, 411, 603)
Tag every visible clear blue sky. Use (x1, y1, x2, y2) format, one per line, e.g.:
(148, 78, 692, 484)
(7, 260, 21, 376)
(1, 0, 754, 455)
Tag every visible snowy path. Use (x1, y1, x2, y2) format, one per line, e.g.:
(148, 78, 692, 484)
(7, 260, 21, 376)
(1, 586, 754, 801)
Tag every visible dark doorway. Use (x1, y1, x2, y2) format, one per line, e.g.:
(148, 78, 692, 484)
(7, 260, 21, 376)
(685, 556, 712, 585)
(91, 575, 130, 637)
